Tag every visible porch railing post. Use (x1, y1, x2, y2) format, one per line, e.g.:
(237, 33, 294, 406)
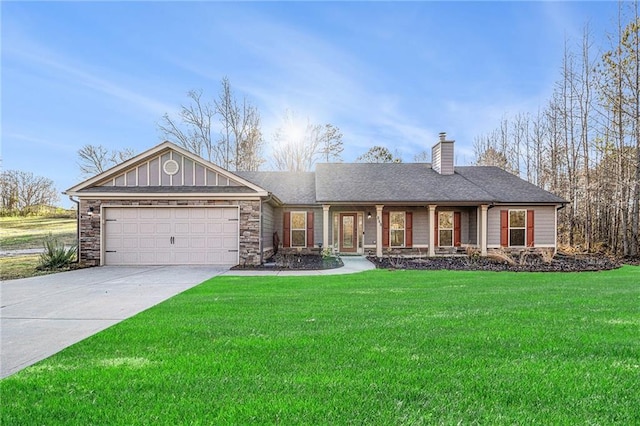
(376, 205, 384, 257)
(428, 205, 437, 257)
(322, 204, 330, 251)
(480, 204, 489, 256)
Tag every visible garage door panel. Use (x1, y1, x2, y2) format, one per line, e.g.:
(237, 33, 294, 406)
(222, 223, 237, 233)
(139, 223, 155, 234)
(222, 236, 238, 249)
(122, 209, 140, 219)
(174, 222, 190, 234)
(139, 252, 156, 264)
(156, 209, 171, 219)
(104, 207, 238, 266)
(122, 223, 138, 233)
(208, 223, 222, 233)
(123, 238, 139, 249)
(139, 237, 156, 249)
(208, 209, 223, 220)
(105, 222, 123, 236)
(174, 209, 190, 219)
(191, 223, 206, 233)
(173, 237, 189, 248)
(223, 208, 237, 219)
(156, 223, 171, 234)
(223, 251, 238, 263)
(191, 209, 206, 219)
(175, 251, 206, 264)
(190, 237, 206, 249)
(207, 237, 222, 249)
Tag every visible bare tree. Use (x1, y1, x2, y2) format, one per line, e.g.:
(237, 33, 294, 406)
(413, 150, 430, 162)
(159, 78, 264, 170)
(318, 124, 344, 162)
(356, 145, 402, 163)
(214, 77, 265, 170)
(0, 170, 59, 215)
(271, 111, 343, 171)
(473, 132, 518, 174)
(77, 144, 135, 177)
(158, 89, 216, 162)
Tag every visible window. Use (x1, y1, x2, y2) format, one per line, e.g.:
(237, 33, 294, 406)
(439, 211, 454, 247)
(509, 210, 526, 246)
(291, 212, 306, 247)
(390, 212, 405, 247)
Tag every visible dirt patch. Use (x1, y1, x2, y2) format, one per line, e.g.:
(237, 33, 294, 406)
(232, 254, 344, 271)
(368, 253, 621, 272)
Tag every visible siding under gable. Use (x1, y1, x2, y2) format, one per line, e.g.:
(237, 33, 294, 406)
(262, 203, 275, 251)
(96, 149, 248, 189)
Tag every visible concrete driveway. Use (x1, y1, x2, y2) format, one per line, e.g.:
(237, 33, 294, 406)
(0, 265, 229, 379)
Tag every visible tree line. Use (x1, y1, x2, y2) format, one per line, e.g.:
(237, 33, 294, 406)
(473, 4, 639, 257)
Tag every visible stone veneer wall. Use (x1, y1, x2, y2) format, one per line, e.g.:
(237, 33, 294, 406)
(79, 199, 262, 266)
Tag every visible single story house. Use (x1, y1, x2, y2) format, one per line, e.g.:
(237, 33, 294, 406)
(65, 133, 566, 266)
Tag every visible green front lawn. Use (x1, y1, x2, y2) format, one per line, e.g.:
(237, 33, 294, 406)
(2, 267, 639, 424)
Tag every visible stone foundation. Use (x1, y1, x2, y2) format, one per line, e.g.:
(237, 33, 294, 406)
(279, 247, 322, 256)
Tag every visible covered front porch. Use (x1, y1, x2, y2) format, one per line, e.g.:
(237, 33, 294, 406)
(320, 204, 490, 257)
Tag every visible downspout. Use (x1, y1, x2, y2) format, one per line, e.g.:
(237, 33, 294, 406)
(68, 195, 80, 264)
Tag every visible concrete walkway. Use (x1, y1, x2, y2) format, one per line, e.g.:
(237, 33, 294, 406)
(0, 265, 229, 379)
(223, 256, 376, 276)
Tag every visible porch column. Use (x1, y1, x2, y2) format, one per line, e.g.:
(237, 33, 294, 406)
(376, 204, 384, 257)
(480, 204, 489, 256)
(322, 204, 330, 251)
(428, 204, 437, 257)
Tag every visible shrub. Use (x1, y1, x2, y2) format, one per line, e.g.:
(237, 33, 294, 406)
(38, 234, 77, 270)
(486, 248, 517, 266)
(321, 247, 334, 259)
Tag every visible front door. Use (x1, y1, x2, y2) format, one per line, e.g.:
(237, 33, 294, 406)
(340, 213, 357, 253)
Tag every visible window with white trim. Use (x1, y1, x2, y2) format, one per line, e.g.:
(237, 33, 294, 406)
(509, 210, 526, 246)
(439, 211, 454, 247)
(390, 212, 405, 247)
(291, 212, 307, 247)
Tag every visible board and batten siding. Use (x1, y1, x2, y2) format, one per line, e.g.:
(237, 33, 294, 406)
(487, 205, 557, 247)
(98, 151, 245, 188)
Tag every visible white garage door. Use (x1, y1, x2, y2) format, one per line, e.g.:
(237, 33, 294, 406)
(103, 207, 239, 265)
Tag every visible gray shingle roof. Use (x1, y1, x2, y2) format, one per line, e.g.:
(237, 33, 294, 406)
(455, 166, 566, 204)
(315, 163, 500, 203)
(241, 164, 565, 205)
(235, 171, 317, 205)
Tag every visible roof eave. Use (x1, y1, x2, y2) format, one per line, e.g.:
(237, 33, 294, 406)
(65, 191, 269, 199)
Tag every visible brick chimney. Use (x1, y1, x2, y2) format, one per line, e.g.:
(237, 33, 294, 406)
(432, 132, 455, 175)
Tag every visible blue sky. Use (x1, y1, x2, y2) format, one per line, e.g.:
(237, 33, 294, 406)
(2, 1, 619, 205)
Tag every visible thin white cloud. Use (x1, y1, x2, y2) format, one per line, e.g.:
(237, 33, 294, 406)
(4, 133, 77, 153)
(3, 37, 176, 118)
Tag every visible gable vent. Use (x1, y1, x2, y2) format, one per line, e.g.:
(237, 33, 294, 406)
(163, 159, 180, 176)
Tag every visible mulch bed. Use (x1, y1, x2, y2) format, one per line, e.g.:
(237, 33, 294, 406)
(232, 253, 632, 272)
(368, 253, 622, 272)
(231, 254, 344, 270)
